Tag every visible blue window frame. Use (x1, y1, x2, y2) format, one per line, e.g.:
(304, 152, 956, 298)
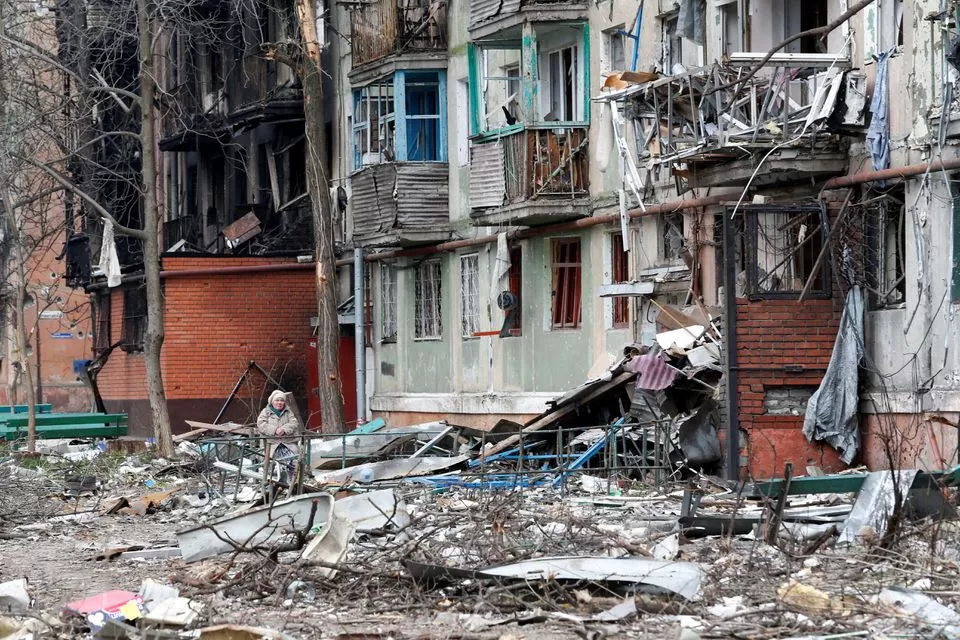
(353, 70, 447, 169)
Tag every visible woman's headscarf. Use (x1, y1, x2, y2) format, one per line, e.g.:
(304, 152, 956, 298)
(268, 390, 286, 415)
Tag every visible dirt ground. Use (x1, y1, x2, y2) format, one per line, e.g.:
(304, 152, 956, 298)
(3, 453, 960, 639)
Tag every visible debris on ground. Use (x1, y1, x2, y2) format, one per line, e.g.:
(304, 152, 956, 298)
(2, 353, 960, 639)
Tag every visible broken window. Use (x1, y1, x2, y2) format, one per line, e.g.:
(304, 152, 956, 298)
(662, 213, 685, 263)
(468, 23, 588, 134)
(715, 0, 744, 58)
(611, 233, 629, 328)
(121, 286, 147, 353)
(353, 71, 446, 169)
(380, 264, 397, 343)
(414, 259, 443, 339)
(551, 238, 582, 329)
(785, 0, 829, 54)
(460, 254, 480, 339)
(864, 188, 906, 309)
(603, 26, 626, 74)
(741, 205, 829, 299)
(93, 292, 111, 354)
(546, 46, 577, 121)
(660, 14, 683, 74)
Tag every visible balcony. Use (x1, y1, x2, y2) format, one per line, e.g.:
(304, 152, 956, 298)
(159, 86, 230, 152)
(224, 55, 303, 129)
(469, 0, 586, 39)
(469, 125, 589, 226)
(349, 0, 447, 78)
(614, 56, 864, 188)
(351, 162, 451, 247)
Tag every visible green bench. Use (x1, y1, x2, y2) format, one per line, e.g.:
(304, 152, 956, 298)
(0, 404, 53, 415)
(0, 413, 128, 440)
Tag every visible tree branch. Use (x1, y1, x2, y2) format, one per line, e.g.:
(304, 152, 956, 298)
(19, 157, 147, 239)
(709, 0, 874, 96)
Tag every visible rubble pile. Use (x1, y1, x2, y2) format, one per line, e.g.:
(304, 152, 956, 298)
(2, 434, 960, 639)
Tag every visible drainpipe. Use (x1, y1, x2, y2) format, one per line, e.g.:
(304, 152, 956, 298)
(722, 210, 739, 481)
(354, 247, 366, 423)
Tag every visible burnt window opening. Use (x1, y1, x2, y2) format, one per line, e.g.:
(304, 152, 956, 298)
(499, 246, 523, 337)
(93, 292, 112, 354)
(660, 14, 683, 74)
(739, 205, 830, 299)
(551, 238, 582, 329)
(121, 286, 147, 353)
(864, 187, 906, 309)
(611, 232, 629, 328)
(786, 0, 829, 54)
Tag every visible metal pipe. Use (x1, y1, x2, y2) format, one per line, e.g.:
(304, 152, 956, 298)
(822, 156, 960, 189)
(354, 247, 366, 423)
(158, 257, 353, 279)
(366, 194, 730, 262)
(722, 209, 740, 482)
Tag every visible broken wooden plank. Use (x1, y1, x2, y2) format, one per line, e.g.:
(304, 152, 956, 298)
(174, 421, 252, 442)
(479, 371, 635, 460)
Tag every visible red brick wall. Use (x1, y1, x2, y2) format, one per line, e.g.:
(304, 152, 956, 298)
(97, 257, 316, 435)
(735, 297, 846, 478)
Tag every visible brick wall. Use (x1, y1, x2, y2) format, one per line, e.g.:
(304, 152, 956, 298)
(97, 257, 316, 436)
(735, 297, 846, 478)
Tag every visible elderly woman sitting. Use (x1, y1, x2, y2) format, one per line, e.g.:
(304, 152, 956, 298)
(257, 390, 302, 485)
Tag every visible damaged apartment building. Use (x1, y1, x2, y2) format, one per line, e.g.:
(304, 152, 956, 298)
(335, 0, 960, 480)
(55, 0, 356, 430)
(44, 0, 960, 479)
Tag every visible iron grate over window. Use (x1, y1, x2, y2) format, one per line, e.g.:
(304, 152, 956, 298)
(460, 254, 480, 339)
(380, 264, 398, 343)
(738, 204, 831, 299)
(414, 259, 442, 339)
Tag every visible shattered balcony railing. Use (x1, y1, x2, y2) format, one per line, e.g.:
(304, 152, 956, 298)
(469, 125, 589, 214)
(350, 0, 447, 69)
(619, 59, 863, 169)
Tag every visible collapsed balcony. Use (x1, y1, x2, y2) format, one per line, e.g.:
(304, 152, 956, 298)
(615, 56, 865, 188)
(469, 126, 590, 225)
(349, 0, 447, 73)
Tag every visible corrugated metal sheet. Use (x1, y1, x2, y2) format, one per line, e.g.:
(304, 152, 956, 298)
(469, 0, 521, 28)
(351, 165, 398, 238)
(470, 142, 507, 210)
(394, 163, 449, 228)
(350, 163, 448, 240)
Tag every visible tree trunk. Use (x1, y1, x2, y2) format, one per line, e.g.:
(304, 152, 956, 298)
(296, 0, 345, 433)
(4, 197, 36, 453)
(137, 0, 172, 455)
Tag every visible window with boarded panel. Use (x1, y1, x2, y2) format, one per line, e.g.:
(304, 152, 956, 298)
(551, 238, 582, 329)
(612, 233, 629, 328)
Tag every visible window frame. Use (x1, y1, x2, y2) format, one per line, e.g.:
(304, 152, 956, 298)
(739, 204, 831, 300)
(602, 25, 626, 74)
(506, 246, 522, 336)
(551, 237, 582, 330)
(460, 253, 481, 339)
(414, 258, 443, 340)
(611, 232, 629, 328)
(120, 286, 147, 353)
(352, 70, 447, 170)
(379, 263, 398, 343)
(661, 212, 685, 265)
(93, 291, 112, 355)
(467, 23, 591, 138)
